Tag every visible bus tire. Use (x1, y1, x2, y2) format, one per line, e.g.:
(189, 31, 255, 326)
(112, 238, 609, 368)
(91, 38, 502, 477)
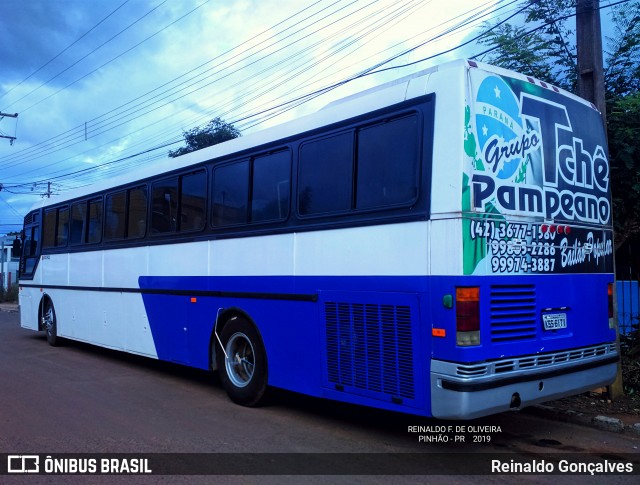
(43, 299, 59, 347)
(216, 317, 268, 407)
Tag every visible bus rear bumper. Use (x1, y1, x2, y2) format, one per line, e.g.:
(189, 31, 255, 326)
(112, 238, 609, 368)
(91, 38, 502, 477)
(430, 344, 619, 420)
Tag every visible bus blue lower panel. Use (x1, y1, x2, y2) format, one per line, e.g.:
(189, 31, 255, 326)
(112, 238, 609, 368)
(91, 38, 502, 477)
(138, 274, 616, 416)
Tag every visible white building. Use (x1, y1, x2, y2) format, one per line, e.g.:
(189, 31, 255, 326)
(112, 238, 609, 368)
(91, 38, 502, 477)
(1, 235, 20, 290)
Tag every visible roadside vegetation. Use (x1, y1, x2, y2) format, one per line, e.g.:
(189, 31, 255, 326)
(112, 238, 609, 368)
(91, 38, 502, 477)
(620, 328, 640, 398)
(0, 285, 18, 303)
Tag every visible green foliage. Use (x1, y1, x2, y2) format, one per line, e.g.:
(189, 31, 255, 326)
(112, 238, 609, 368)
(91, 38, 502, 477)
(605, 2, 640, 249)
(608, 93, 640, 249)
(479, 0, 577, 91)
(604, 2, 640, 98)
(479, 0, 640, 98)
(169, 117, 241, 158)
(620, 325, 640, 396)
(0, 284, 18, 303)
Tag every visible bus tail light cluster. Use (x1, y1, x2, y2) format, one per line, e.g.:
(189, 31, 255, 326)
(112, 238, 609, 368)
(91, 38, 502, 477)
(456, 287, 480, 346)
(608, 283, 615, 328)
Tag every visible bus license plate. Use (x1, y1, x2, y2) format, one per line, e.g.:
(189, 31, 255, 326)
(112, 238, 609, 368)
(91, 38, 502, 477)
(543, 313, 567, 330)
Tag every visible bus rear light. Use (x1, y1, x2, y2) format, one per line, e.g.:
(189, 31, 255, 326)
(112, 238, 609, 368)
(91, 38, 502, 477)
(456, 287, 480, 346)
(607, 283, 614, 325)
(432, 328, 446, 338)
(542, 223, 571, 235)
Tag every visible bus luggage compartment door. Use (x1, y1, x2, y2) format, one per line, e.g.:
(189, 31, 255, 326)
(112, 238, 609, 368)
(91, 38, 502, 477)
(318, 290, 426, 411)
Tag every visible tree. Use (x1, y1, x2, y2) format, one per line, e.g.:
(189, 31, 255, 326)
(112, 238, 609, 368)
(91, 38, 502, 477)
(604, 1, 640, 98)
(609, 93, 640, 249)
(480, 0, 577, 90)
(478, 0, 640, 249)
(168, 117, 240, 158)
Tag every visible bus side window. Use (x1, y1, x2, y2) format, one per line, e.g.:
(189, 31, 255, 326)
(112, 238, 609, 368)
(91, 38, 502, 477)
(180, 171, 206, 232)
(128, 186, 148, 239)
(212, 161, 249, 227)
(24, 226, 39, 257)
(298, 133, 353, 216)
(252, 151, 290, 223)
(43, 206, 69, 248)
(105, 192, 126, 240)
(57, 207, 69, 247)
(356, 115, 420, 210)
(152, 178, 178, 233)
(70, 201, 87, 245)
(69, 199, 103, 245)
(43, 209, 57, 249)
(23, 225, 40, 274)
(87, 198, 103, 244)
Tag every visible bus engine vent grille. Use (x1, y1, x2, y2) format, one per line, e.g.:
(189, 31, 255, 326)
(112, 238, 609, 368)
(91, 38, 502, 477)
(324, 302, 415, 400)
(489, 284, 537, 343)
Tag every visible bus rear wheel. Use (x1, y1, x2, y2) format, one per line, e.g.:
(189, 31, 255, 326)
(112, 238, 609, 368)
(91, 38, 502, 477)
(216, 317, 268, 406)
(42, 299, 59, 347)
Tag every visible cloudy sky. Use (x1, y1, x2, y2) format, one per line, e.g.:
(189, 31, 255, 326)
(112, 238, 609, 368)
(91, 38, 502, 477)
(0, 0, 613, 233)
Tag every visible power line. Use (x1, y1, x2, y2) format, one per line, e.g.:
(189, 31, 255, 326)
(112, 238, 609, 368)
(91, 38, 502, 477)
(3, 0, 514, 189)
(52, 0, 426, 184)
(0, 0, 132, 106)
(3, 1, 171, 112)
(0, 0, 487, 173)
(0, 193, 24, 219)
(0, 112, 19, 145)
(4, 0, 565, 197)
(7, 3, 425, 182)
(0, 0, 383, 179)
(0, 0, 347, 168)
(357, 0, 531, 76)
(0, 0, 382, 180)
(11, 0, 218, 115)
(469, 0, 634, 59)
(82, 0, 421, 143)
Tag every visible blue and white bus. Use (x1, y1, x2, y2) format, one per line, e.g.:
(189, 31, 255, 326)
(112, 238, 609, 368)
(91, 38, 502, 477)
(18, 60, 618, 419)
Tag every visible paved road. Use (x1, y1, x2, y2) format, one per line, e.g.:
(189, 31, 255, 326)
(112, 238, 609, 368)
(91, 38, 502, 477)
(0, 309, 638, 482)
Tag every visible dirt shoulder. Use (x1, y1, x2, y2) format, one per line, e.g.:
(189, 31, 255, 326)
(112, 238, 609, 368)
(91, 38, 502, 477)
(545, 392, 640, 427)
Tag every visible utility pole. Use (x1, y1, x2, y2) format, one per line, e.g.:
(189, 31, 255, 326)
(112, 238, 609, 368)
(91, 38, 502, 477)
(577, 0, 622, 400)
(0, 112, 18, 145)
(576, 0, 606, 124)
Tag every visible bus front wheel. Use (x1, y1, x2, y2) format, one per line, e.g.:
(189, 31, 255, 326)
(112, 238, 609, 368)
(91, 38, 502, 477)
(216, 317, 268, 407)
(42, 299, 59, 347)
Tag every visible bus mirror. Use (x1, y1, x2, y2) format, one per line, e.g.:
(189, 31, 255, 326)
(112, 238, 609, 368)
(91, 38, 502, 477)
(13, 237, 22, 255)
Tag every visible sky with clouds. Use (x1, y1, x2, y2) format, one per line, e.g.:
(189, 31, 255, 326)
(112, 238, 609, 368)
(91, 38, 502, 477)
(0, 0, 615, 233)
